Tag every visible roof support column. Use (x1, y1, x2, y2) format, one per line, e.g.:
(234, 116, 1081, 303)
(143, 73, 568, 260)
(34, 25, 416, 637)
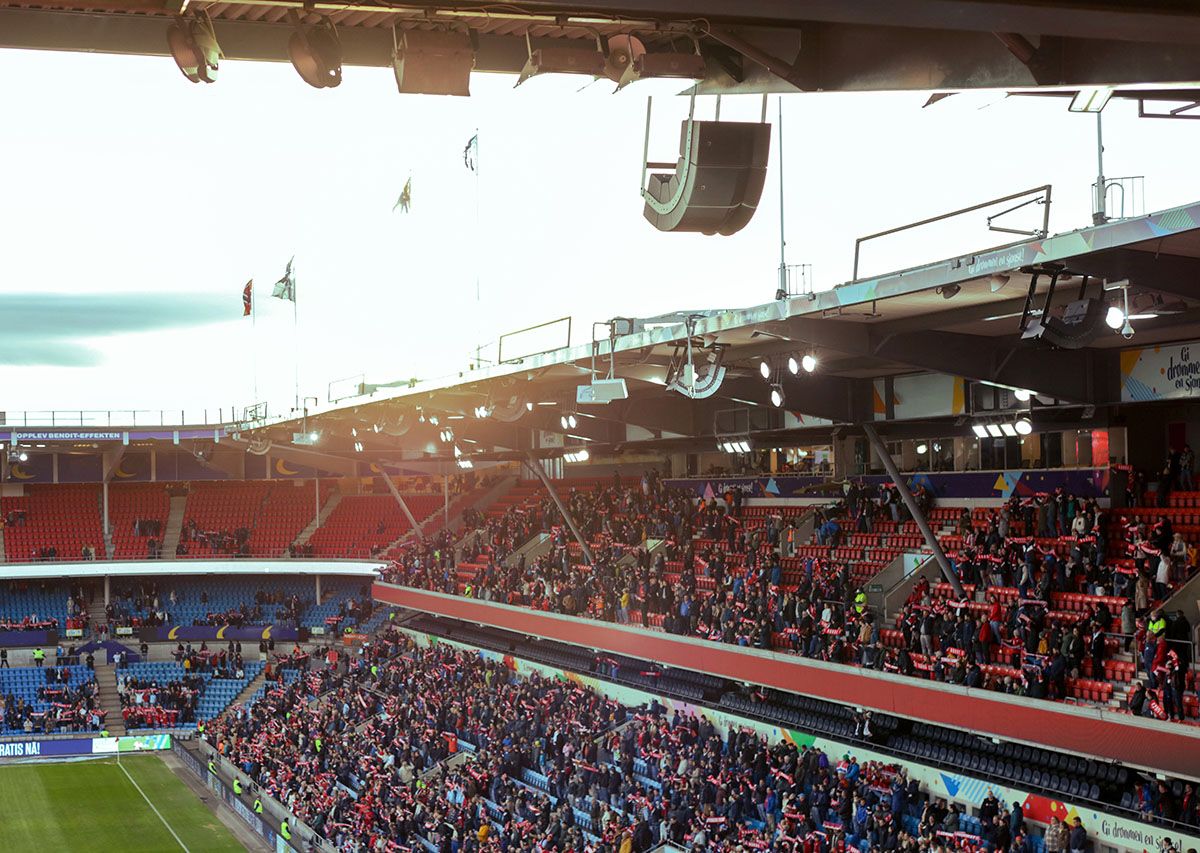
(381, 471, 425, 543)
(523, 454, 595, 567)
(862, 423, 963, 598)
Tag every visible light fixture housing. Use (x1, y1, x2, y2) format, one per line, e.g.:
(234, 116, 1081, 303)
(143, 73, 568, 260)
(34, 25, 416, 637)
(986, 424, 1003, 438)
(167, 17, 221, 84)
(999, 423, 1018, 437)
(801, 354, 817, 373)
(1013, 388, 1032, 403)
(1014, 417, 1033, 436)
(769, 385, 784, 408)
(1069, 87, 1113, 113)
(289, 18, 343, 89)
(971, 424, 988, 438)
(787, 356, 799, 375)
(1105, 305, 1125, 330)
(759, 360, 771, 380)
(916, 443, 928, 455)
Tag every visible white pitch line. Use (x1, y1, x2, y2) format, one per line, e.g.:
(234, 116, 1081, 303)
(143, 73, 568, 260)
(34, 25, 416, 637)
(116, 756, 192, 853)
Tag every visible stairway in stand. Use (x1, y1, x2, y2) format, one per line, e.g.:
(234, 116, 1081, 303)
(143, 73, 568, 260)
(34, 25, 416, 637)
(229, 668, 268, 710)
(290, 492, 342, 552)
(86, 595, 108, 639)
(0, 524, 6, 563)
(95, 663, 127, 737)
(160, 495, 188, 559)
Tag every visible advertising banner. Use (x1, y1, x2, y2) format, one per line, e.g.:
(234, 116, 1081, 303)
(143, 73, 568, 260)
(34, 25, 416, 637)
(1120, 340, 1200, 402)
(0, 629, 54, 648)
(143, 625, 299, 643)
(666, 468, 1109, 501)
(0, 735, 168, 759)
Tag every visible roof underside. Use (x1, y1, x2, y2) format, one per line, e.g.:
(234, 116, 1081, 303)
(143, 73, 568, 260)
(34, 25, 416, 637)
(238, 200, 1200, 462)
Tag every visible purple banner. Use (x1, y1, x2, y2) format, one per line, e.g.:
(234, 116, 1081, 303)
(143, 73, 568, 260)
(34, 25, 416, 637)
(56, 453, 102, 483)
(0, 629, 54, 648)
(667, 468, 1110, 501)
(145, 625, 299, 642)
(0, 738, 93, 758)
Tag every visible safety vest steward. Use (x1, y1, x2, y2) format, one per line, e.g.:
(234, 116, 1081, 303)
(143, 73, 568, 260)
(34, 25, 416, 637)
(253, 798, 264, 814)
(233, 778, 243, 795)
(280, 821, 292, 841)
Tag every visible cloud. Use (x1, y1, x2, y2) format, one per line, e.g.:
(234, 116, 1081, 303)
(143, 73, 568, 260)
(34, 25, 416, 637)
(0, 339, 100, 366)
(0, 291, 230, 346)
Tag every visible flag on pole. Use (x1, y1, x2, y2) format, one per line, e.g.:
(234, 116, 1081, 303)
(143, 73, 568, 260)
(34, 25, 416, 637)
(463, 133, 478, 172)
(242, 280, 253, 316)
(393, 177, 412, 213)
(272, 257, 296, 302)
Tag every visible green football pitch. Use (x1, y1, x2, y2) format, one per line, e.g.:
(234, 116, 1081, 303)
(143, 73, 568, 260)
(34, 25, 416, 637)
(0, 754, 246, 853)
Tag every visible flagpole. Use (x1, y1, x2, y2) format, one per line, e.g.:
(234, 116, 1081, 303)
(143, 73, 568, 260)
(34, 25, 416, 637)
(292, 282, 300, 416)
(252, 284, 258, 408)
(474, 127, 481, 370)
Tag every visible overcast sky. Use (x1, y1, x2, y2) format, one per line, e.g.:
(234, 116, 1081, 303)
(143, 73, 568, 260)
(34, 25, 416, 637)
(1, 47, 1199, 424)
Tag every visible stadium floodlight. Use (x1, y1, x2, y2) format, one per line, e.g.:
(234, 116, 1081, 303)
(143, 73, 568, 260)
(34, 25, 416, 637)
(1015, 417, 1033, 436)
(999, 423, 1018, 437)
(1069, 87, 1113, 113)
(759, 360, 771, 380)
(17, 451, 28, 462)
(289, 17, 343, 89)
(916, 443, 928, 455)
(801, 354, 817, 373)
(560, 414, 577, 430)
(1105, 305, 1125, 330)
(787, 356, 799, 375)
(986, 424, 1003, 438)
(457, 459, 474, 469)
(351, 427, 358, 437)
(453, 445, 463, 458)
(353, 441, 364, 452)
(1013, 388, 1032, 402)
(428, 415, 439, 426)
(167, 15, 221, 84)
(769, 384, 784, 408)
(525, 402, 534, 411)
(971, 424, 989, 438)
(372, 423, 382, 433)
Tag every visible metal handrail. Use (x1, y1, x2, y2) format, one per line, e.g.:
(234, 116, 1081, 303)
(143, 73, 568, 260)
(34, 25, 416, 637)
(852, 185, 1052, 281)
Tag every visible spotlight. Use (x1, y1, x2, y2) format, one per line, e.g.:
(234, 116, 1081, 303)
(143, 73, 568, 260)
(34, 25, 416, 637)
(167, 16, 221, 84)
(289, 18, 343, 89)
(999, 423, 1018, 437)
(937, 283, 961, 300)
(429, 415, 439, 427)
(525, 402, 534, 411)
(351, 427, 358, 437)
(971, 425, 989, 438)
(353, 441, 363, 452)
(1013, 389, 1032, 403)
(916, 443, 928, 455)
(308, 432, 318, 443)
(560, 414, 577, 430)
(456, 459, 474, 469)
(372, 423, 382, 433)
(932, 442, 941, 452)
(1015, 417, 1033, 436)
(769, 385, 784, 408)
(564, 448, 590, 463)
(453, 445, 462, 458)
(787, 356, 799, 375)
(987, 273, 1011, 293)
(418, 413, 426, 424)
(759, 360, 771, 380)
(801, 354, 817, 373)
(1105, 305, 1125, 330)
(985, 424, 1003, 438)
(18, 451, 28, 462)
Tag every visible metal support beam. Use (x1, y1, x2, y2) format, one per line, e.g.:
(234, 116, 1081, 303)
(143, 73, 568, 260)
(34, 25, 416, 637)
(381, 471, 425, 543)
(523, 454, 595, 566)
(862, 423, 963, 598)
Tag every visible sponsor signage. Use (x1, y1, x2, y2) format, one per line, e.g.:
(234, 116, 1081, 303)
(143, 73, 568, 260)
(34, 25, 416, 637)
(0, 734, 170, 760)
(1121, 340, 1200, 402)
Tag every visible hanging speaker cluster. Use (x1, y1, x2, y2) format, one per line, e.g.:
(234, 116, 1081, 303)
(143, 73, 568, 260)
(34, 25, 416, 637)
(643, 117, 771, 236)
(393, 28, 475, 96)
(167, 16, 221, 83)
(288, 17, 343, 89)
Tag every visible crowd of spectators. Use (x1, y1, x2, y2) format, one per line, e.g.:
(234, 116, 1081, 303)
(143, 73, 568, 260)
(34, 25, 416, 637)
(202, 629, 1098, 852)
(1, 665, 105, 734)
(383, 479, 1197, 727)
(119, 671, 202, 728)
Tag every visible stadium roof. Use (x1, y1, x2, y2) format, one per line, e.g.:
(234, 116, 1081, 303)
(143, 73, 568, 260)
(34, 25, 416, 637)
(5, 0, 1200, 94)
(244, 198, 1200, 464)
